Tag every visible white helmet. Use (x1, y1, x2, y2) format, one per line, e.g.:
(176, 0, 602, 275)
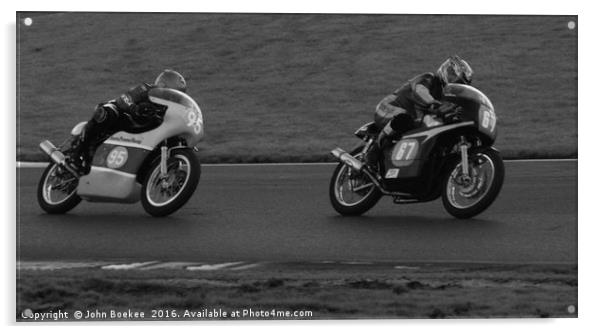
(155, 69, 187, 92)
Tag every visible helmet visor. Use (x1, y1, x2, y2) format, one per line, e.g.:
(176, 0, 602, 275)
(457, 60, 473, 84)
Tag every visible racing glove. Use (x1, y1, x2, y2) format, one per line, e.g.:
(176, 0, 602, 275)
(427, 101, 443, 115)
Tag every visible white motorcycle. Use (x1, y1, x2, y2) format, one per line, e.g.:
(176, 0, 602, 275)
(37, 88, 204, 217)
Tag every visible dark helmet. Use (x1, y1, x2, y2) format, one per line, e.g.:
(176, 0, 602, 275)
(436, 55, 473, 85)
(154, 69, 187, 92)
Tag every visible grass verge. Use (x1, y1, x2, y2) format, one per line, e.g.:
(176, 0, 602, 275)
(17, 263, 577, 320)
(17, 13, 577, 162)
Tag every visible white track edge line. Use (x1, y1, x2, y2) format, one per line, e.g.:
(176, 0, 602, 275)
(16, 159, 577, 168)
(17, 259, 576, 268)
(186, 261, 246, 271)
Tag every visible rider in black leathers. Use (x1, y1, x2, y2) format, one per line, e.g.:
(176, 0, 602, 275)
(69, 69, 187, 172)
(365, 55, 474, 167)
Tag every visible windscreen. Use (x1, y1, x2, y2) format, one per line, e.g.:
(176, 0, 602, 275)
(443, 84, 494, 112)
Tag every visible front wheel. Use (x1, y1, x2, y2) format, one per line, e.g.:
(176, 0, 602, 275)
(442, 147, 504, 219)
(37, 163, 81, 214)
(141, 148, 201, 217)
(329, 146, 382, 216)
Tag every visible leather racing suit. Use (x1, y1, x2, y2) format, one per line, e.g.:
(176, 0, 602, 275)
(72, 83, 167, 171)
(366, 72, 445, 166)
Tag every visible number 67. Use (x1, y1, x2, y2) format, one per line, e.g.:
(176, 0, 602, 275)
(481, 110, 496, 131)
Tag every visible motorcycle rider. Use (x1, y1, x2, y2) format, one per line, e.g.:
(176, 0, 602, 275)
(69, 69, 187, 173)
(365, 55, 473, 168)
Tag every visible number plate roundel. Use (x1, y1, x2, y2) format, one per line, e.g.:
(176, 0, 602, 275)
(106, 146, 129, 169)
(393, 139, 419, 161)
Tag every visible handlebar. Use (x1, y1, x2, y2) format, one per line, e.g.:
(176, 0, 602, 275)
(430, 103, 463, 124)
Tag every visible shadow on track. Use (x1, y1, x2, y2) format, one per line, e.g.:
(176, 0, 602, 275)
(34, 213, 187, 226)
(325, 214, 502, 229)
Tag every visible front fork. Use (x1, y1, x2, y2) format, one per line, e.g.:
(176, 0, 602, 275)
(160, 146, 168, 177)
(160, 143, 195, 179)
(159, 145, 170, 188)
(459, 136, 471, 183)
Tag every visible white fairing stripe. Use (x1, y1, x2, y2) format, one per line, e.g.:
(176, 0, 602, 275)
(90, 166, 137, 178)
(404, 121, 474, 141)
(103, 140, 154, 151)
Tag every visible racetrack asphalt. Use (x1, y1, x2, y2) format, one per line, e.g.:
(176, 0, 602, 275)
(16, 161, 577, 265)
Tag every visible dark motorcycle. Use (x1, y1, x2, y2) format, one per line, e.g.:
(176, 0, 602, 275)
(329, 83, 504, 219)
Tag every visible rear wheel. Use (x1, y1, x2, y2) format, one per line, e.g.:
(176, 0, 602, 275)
(141, 148, 201, 217)
(329, 146, 382, 216)
(442, 147, 504, 219)
(37, 163, 81, 214)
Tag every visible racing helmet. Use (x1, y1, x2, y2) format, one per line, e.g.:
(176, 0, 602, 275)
(155, 69, 187, 93)
(436, 55, 473, 85)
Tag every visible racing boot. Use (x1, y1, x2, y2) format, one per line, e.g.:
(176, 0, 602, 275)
(364, 141, 381, 171)
(64, 133, 91, 175)
(364, 126, 396, 173)
(69, 105, 118, 174)
(67, 122, 106, 175)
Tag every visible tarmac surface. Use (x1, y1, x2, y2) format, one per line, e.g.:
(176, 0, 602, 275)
(16, 161, 577, 265)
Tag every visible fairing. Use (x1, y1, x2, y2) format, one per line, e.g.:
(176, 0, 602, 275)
(442, 84, 497, 141)
(383, 122, 474, 181)
(77, 88, 204, 202)
(383, 84, 496, 186)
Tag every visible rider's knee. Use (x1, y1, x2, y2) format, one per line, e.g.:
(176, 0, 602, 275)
(390, 113, 414, 133)
(92, 104, 119, 126)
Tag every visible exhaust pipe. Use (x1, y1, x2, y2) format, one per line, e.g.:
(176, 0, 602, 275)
(331, 148, 364, 172)
(40, 140, 67, 165)
(331, 147, 413, 198)
(39, 140, 80, 176)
